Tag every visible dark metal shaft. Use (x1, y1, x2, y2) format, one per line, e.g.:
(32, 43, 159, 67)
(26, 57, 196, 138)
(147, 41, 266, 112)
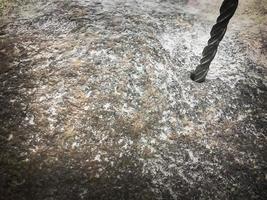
(190, 0, 239, 83)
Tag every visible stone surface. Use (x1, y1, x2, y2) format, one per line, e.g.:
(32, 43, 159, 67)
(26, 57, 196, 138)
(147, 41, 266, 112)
(0, 0, 266, 199)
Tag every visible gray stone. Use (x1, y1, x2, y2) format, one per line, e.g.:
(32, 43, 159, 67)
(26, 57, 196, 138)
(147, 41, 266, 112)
(0, 0, 266, 200)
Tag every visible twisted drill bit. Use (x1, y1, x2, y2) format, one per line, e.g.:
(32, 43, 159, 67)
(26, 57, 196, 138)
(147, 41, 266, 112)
(190, 0, 239, 83)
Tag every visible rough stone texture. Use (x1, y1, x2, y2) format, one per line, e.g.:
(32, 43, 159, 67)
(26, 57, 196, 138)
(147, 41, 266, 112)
(0, 0, 266, 199)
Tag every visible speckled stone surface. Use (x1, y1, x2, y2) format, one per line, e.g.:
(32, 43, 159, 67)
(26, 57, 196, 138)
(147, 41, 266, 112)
(0, 0, 266, 199)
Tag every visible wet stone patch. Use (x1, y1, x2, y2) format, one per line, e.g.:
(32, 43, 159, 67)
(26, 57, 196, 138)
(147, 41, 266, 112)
(0, 0, 266, 200)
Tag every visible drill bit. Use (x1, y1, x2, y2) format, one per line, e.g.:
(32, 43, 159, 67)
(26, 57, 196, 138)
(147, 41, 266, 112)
(190, 0, 239, 83)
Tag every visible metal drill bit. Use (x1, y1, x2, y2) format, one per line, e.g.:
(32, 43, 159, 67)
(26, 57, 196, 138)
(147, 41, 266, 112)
(190, 0, 239, 83)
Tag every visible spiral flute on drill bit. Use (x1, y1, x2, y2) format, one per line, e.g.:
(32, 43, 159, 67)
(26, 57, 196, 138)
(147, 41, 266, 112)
(190, 0, 239, 83)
